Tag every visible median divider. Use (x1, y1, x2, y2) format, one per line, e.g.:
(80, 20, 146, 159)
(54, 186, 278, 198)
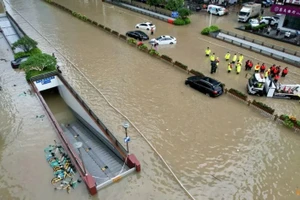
(43, 0, 299, 133)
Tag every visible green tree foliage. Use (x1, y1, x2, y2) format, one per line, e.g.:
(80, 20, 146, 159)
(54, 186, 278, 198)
(178, 8, 191, 19)
(20, 53, 57, 73)
(147, 0, 161, 8)
(12, 36, 38, 52)
(165, 0, 184, 11)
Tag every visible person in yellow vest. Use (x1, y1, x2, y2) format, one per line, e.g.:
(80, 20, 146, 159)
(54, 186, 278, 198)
(232, 53, 237, 64)
(210, 53, 215, 62)
(236, 60, 241, 74)
(227, 62, 232, 73)
(225, 52, 230, 61)
(265, 68, 271, 78)
(205, 47, 211, 57)
(238, 54, 244, 63)
(254, 63, 260, 73)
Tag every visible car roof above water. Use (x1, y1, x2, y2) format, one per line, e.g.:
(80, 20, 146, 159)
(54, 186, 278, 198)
(188, 76, 220, 85)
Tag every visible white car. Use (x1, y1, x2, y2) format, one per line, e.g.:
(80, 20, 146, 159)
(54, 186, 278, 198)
(149, 35, 177, 45)
(260, 16, 279, 26)
(135, 22, 156, 31)
(249, 19, 260, 27)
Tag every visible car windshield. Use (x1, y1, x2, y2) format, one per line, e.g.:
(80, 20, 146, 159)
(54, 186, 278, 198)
(156, 36, 162, 40)
(239, 11, 248, 16)
(249, 76, 264, 88)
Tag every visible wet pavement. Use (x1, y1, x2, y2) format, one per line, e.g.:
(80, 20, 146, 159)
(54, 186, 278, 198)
(1, 0, 300, 199)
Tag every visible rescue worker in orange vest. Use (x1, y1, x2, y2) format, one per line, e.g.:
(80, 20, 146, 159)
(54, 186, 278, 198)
(205, 47, 211, 57)
(254, 63, 260, 73)
(236, 60, 242, 74)
(270, 64, 276, 75)
(281, 67, 288, 77)
(265, 68, 271, 78)
(210, 53, 215, 62)
(274, 74, 280, 83)
(232, 53, 237, 64)
(272, 67, 278, 77)
(225, 52, 231, 61)
(260, 63, 266, 73)
(277, 66, 281, 75)
(227, 62, 232, 73)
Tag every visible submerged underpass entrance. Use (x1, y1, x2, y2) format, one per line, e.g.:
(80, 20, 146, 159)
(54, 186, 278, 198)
(33, 73, 140, 195)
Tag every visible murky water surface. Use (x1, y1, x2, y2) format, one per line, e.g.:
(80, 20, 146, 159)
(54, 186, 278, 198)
(1, 0, 300, 199)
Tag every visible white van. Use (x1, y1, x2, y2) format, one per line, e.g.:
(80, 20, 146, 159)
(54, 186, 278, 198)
(207, 5, 228, 16)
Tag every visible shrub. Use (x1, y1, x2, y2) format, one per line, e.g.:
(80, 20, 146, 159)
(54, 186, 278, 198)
(174, 18, 186, 26)
(244, 24, 251, 30)
(184, 18, 191, 24)
(138, 44, 148, 51)
(174, 61, 188, 70)
(189, 69, 205, 78)
(201, 27, 210, 35)
(148, 49, 160, 56)
(20, 53, 57, 80)
(12, 36, 38, 52)
(209, 25, 219, 32)
(14, 48, 42, 59)
(252, 100, 275, 115)
(127, 38, 137, 45)
(178, 8, 191, 19)
(161, 55, 173, 62)
(201, 25, 220, 35)
(228, 88, 248, 100)
(280, 115, 300, 129)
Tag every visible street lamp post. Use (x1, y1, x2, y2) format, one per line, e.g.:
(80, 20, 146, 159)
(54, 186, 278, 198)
(74, 142, 87, 176)
(122, 121, 130, 153)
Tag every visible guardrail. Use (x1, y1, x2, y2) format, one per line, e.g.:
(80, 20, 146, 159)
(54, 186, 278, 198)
(221, 30, 300, 56)
(215, 30, 300, 67)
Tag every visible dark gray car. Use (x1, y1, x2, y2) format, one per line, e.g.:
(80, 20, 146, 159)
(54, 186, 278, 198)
(11, 56, 29, 69)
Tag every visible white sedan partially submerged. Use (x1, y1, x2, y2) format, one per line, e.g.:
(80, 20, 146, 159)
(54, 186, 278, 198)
(149, 35, 177, 45)
(135, 22, 156, 31)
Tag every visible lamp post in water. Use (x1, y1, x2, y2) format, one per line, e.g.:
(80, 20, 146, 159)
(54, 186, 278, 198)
(74, 142, 87, 176)
(209, 11, 212, 27)
(122, 121, 130, 153)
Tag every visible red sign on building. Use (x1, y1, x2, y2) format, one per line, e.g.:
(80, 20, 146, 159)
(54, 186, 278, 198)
(271, 4, 300, 16)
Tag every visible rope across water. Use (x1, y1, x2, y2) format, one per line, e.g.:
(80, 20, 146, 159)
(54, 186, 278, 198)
(4, 1, 195, 199)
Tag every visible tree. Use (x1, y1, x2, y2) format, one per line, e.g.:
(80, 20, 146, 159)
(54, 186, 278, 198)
(165, 0, 184, 11)
(20, 53, 57, 72)
(178, 8, 191, 19)
(12, 36, 38, 52)
(147, 0, 161, 8)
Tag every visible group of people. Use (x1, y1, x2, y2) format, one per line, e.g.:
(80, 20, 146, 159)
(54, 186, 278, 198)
(205, 47, 289, 83)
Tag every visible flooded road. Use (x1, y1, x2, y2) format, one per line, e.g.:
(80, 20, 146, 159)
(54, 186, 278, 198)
(1, 0, 300, 199)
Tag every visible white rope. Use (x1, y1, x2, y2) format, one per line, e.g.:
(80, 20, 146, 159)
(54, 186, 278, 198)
(118, 157, 127, 175)
(92, 176, 110, 180)
(5, 2, 195, 199)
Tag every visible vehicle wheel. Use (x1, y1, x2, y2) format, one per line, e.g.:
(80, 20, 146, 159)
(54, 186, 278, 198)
(170, 42, 173, 44)
(205, 93, 211, 97)
(217, 13, 220, 16)
(136, 26, 139, 29)
(208, 11, 211, 14)
(185, 81, 189, 85)
(146, 28, 149, 30)
(274, 23, 278, 27)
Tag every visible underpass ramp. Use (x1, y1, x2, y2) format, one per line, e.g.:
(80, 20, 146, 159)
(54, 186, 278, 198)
(61, 120, 131, 187)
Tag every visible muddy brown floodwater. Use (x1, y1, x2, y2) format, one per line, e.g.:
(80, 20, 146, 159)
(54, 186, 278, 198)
(1, 0, 300, 199)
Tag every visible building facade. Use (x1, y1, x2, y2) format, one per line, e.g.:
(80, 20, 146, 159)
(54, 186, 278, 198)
(271, 0, 300, 33)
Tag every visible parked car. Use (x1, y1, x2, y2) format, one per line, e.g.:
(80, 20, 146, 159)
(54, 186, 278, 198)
(185, 76, 224, 97)
(207, 5, 228, 16)
(260, 16, 279, 26)
(249, 19, 260, 27)
(135, 22, 156, 31)
(11, 56, 29, 69)
(126, 30, 149, 41)
(149, 35, 177, 45)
